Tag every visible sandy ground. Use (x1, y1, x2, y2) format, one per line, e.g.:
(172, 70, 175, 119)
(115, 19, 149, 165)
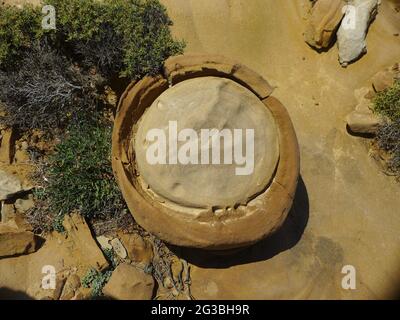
(160, 0, 400, 299)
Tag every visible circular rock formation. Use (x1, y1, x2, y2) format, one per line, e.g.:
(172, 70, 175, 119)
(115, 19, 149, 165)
(135, 77, 279, 209)
(112, 55, 300, 250)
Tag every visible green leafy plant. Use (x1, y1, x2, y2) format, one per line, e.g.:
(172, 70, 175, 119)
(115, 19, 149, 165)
(27, 116, 126, 232)
(45, 117, 125, 220)
(81, 268, 112, 298)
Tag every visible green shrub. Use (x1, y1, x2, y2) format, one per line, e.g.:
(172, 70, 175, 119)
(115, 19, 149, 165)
(44, 0, 185, 78)
(81, 268, 112, 298)
(39, 117, 126, 227)
(0, 0, 184, 130)
(373, 80, 400, 122)
(0, 5, 42, 69)
(374, 80, 400, 177)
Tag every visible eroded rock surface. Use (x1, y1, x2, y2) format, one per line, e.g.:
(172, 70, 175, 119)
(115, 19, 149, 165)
(0, 222, 38, 258)
(62, 213, 108, 271)
(304, 0, 345, 50)
(337, 0, 380, 67)
(135, 76, 279, 209)
(0, 170, 24, 201)
(103, 263, 155, 300)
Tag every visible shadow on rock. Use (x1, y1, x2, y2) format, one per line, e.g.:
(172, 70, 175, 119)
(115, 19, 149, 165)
(171, 176, 309, 268)
(0, 287, 34, 300)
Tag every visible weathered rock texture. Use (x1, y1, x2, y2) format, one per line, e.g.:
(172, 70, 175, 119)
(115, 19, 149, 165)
(346, 63, 399, 134)
(112, 55, 300, 250)
(103, 263, 155, 300)
(0, 223, 38, 258)
(337, 0, 380, 66)
(62, 213, 108, 271)
(135, 77, 279, 208)
(0, 170, 24, 201)
(304, 0, 345, 50)
(118, 232, 153, 265)
(0, 128, 16, 165)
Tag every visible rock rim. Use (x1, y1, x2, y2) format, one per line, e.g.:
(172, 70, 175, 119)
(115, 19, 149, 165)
(112, 54, 300, 250)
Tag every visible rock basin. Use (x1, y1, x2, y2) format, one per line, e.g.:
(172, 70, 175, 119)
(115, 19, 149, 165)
(112, 55, 300, 250)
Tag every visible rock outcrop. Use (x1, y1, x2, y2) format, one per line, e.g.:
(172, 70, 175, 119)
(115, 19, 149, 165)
(62, 213, 109, 271)
(346, 64, 399, 134)
(304, 0, 345, 50)
(0, 170, 25, 201)
(103, 263, 155, 300)
(337, 0, 380, 67)
(119, 232, 153, 266)
(371, 64, 400, 93)
(0, 128, 16, 165)
(0, 222, 39, 258)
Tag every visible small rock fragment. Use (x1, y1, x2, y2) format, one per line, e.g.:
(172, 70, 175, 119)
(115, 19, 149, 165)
(0, 222, 39, 258)
(0, 170, 24, 201)
(62, 213, 109, 271)
(0, 128, 16, 164)
(110, 238, 127, 259)
(371, 65, 399, 93)
(14, 194, 34, 213)
(304, 0, 345, 50)
(103, 263, 155, 300)
(96, 235, 112, 251)
(118, 232, 153, 265)
(346, 110, 382, 134)
(60, 274, 81, 300)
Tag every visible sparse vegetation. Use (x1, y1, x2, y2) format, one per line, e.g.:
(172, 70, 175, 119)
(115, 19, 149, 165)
(44, 0, 185, 78)
(0, 42, 99, 131)
(0, 0, 184, 130)
(81, 268, 112, 298)
(30, 117, 126, 231)
(0, 0, 184, 232)
(374, 80, 400, 177)
(0, 4, 42, 70)
(373, 81, 400, 122)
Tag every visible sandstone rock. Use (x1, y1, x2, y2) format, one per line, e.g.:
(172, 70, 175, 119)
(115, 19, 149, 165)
(170, 258, 184, 284)
(33, 273, 67, 300)
(371, 64, 399, 93)
(103, 263, 155, 300)
(164, 54, 274, 99)
(346, 110, 382, 134)
(60, 274, 81, 300)
(14, 194, 34, 213)
(0, 170, 24, 201)
(135, 77, 279, 208)
(62, 213, 108, 271)
(0, 128, 15, 164)
(110, 238, 127, 259)
(1, 202, 16, 223)
(0, 223, 38, 257)
(113, 71, 299, 250)
(119, 233, 153, 265)
(304, 0, 345, 50)
(337, 0, 380, 66)
(96, 235, 112, 251)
